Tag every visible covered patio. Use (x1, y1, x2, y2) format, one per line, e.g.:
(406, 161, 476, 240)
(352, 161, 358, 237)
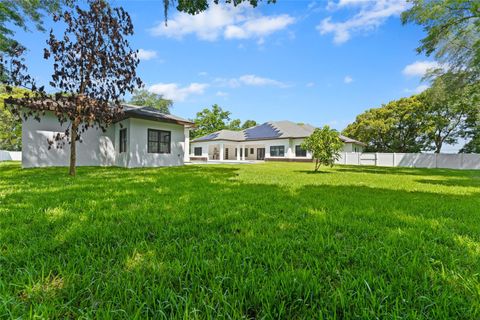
(191, 141, 266, 162)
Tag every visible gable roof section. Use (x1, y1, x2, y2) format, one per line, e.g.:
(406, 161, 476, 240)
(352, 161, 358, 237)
(193, 120, 365, 146)
(118, 104, 194, 126)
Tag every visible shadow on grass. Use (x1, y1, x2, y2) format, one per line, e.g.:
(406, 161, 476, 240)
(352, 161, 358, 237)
(1, 162, 479, 318)
(335, 165, 479, 178)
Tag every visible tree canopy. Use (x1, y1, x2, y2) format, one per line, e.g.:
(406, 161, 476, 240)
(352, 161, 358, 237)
(163, 0, 275, 18)
(343, 96, 428, 153)
(301, 126, 343, 172)
(0, 85, 31, 151)
(402, 0, 480, 79)
(129, 89, 172, 114)
(191, 105, 257, 138)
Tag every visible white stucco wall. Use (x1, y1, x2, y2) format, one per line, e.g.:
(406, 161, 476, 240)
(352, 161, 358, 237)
(126, 118, 185, 168)
(22, 112, 116, 168)
(22, 112, 187, 168)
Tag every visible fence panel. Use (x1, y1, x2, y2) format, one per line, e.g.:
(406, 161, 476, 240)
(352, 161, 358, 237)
(0, 150, 22, 161)
(336, 152, 479, 170)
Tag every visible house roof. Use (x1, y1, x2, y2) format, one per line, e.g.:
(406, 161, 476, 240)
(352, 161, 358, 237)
(193, 120, 366, 146)
(117, 104, 194, 126)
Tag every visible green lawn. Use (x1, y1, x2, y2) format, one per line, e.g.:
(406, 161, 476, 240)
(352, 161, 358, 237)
(0, 161, 479, 319)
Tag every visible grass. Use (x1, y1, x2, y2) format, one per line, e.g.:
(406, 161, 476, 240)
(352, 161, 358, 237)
(0, 161, 479, 319)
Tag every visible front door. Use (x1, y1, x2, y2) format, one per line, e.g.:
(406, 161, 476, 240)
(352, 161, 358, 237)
(257, 148, 265, 160)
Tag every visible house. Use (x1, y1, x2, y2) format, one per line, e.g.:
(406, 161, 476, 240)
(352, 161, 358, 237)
(190, 121, 365, 162)
(22, 104, 194, 168)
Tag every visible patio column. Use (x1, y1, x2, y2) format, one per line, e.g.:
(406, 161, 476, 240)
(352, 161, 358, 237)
(236, 146, 240, 161)
(241, 144, 246, 161)
(220, 143, 224, 161)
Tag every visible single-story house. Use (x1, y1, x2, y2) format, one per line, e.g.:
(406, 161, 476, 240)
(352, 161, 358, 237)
(22, 104, 194, 168)
(190, 121, 365, 162)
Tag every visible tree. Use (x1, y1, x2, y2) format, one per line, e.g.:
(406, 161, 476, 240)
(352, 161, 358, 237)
(0, 1, 70, 84)
(301, 126, 343, 172)
(343, 96, 428, 153)
(8, 0, 142, 176)
(402, 0, 480, 79)
(241, 120, 257, 129)
(163, 0, 275, 18)
(419, 72, 477, 153)
(190, 104, 232, 138)
(227, 119, 242, 131)
(0, 85, 31, 151)
(129, 89, 172, 114)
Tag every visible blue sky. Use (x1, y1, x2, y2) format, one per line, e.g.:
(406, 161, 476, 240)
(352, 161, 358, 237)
(16, 0, 437, 133)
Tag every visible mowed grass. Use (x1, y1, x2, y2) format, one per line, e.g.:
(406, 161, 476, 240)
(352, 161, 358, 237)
(0, 161, 479, 319)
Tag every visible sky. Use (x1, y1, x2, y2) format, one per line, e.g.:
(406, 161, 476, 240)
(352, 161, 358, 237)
(15, 0, 455, 149)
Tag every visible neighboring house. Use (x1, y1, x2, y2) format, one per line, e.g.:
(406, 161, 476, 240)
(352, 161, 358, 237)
(22, 104, 193, 168)
(190, 121, 365, 162)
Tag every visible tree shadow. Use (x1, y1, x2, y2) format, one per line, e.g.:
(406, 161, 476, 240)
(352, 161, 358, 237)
(1, 163, 479, 318)
(335, 165, 480, 178)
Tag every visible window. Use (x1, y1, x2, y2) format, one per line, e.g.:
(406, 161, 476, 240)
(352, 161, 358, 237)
(119, 128, 127, 153)
(245, 148, 248, 156)
(225, 148, 229, 159)
(194, 147, 202, 156)
(295, 145, 307, 157)
(270, 146, 285, 157)
(148, 129, 171, 154)
(250, 148, 254, 154)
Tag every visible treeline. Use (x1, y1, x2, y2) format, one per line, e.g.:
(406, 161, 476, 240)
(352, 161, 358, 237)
(343, 73, 479, 154)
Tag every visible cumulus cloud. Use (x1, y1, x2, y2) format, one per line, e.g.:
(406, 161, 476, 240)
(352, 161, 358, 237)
(402, 60, 440, 77)
(148, 83, 208, 102)
(149, 4, 295, 42)
(137, 49, 158, 60)
(344, 75, 353, 84)
(215, 74, 290, 88)
(318, 0, 408, 44)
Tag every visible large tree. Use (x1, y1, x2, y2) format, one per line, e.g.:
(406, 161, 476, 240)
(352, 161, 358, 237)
(8, 0, 142, 176)
(402, 0, 480, 79)
(419, 72, 477, 153)
(129, 89, 172, 114)
(343, 96, 428, 153)
(301, 126, 343, 172)
(190, 104, 232, 139)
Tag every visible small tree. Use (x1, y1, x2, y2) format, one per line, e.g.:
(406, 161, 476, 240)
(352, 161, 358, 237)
(301, 126, 343, 172)
(9, 0, 142, 176)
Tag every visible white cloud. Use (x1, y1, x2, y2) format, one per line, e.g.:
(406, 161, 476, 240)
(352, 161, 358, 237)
(216, 91, 229, 97)
(402, 60, 440, 77)
(318, 0, 408, 44)
(344, 75, 353, 84)
(306, 82, 315, 87)
(149, 4, 295, 42)
(215, 74, 290, 88)
(198, 71, 208, 76)
(148, 83, 208, 102)
(137, 49, 157, 60)
(404, 84, 430, 94)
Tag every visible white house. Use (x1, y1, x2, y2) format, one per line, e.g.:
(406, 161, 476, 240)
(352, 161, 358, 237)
(190, 121, 365, 162)
(22, 104, 194, 168)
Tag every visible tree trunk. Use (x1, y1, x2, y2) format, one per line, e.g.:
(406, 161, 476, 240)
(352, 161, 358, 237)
(435, 141, 442, 153)
(69, 123, 77, 176)
(315, 159, 320, 172)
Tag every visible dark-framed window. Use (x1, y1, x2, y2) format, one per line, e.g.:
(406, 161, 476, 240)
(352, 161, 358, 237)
(225, 148, 229, 159)
(245, 148, 248, 156)
(119, 128, 127, 153)
(295, 145, 307, 157)
(250, 148, 254, 154)
(148, 129, 171, 154)
(194, 147, 202, 156)
(270, 146, 285, 157)
(235, 148, 244, 157)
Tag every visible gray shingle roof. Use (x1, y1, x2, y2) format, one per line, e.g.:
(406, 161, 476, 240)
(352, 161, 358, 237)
(119, 104, 194, 125)
(193, 120, 365, 146)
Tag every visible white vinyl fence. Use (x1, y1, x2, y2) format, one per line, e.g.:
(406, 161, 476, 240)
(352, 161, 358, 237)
(0, 150, 22, 162)
(336, 152, 480, 170)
